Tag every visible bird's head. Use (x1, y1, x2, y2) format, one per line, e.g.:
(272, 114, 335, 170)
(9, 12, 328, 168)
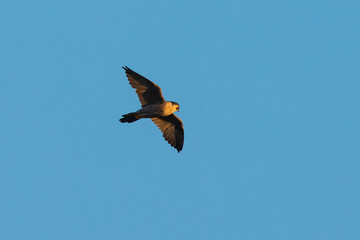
(170, 101, 180, 112)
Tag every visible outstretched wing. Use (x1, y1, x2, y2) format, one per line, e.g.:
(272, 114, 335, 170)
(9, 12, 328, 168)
(151, 114, 184, 153)
(123, 66, 165, 107)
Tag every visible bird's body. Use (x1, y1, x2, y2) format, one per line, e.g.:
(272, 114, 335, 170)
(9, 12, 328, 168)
(119, 66, 184, 152)
(120, 102, 178, 122)
(138, 101, 178, 117)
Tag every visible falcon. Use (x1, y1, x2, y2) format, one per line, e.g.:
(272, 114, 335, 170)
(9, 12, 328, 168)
(119, 66, 184, 153)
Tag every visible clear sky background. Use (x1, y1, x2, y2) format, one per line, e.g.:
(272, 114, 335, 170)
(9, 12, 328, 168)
(1, 0, 359, 239)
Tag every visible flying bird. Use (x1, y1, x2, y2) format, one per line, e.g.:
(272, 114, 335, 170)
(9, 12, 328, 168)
(119, 66, 184, 152)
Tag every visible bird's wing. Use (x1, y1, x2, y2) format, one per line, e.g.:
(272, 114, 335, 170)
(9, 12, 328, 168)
(151, 114, 184, 152)
(123, 66, 165, 107)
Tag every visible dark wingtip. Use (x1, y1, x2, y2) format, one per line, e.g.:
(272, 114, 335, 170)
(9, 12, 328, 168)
(123, 66, 135, 75)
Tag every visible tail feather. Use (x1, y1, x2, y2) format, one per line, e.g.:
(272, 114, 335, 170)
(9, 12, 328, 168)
(119, 112, 140, 123)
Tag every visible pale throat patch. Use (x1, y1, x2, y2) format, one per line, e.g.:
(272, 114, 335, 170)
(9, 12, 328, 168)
(163, 102, 178, 116)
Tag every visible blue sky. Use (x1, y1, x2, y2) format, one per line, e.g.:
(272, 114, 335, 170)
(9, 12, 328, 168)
(1, 0, 359, 239)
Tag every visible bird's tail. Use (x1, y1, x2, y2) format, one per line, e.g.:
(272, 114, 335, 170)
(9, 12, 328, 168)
(119, 112, 141, 123)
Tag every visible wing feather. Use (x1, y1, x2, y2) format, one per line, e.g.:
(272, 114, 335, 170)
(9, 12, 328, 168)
(123, 66, 165, 107)
(151, 114, 184, 152)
